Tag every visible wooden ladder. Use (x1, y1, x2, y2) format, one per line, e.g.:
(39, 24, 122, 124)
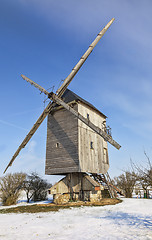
(91, 172, 118, 198)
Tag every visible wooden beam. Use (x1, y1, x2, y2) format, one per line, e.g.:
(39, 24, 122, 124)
(3, 101, 56, 173)
(21, 74, 50, 96)
(56, 18, 115, 97)
(4, 19, 116, 173)
(50, 93, 121, 150)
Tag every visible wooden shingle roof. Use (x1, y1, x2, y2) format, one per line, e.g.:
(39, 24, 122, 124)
(61, 89, 107, 118)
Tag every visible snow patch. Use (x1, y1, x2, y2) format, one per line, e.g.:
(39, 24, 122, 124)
(0, 198, 151, 240)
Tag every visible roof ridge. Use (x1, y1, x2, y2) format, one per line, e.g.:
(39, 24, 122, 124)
(62, 89, 107, 118)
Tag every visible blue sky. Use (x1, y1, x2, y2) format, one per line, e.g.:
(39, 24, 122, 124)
(1, 0, 152, 183)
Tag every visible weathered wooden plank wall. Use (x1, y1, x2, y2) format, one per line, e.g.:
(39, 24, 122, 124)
(45, 104, 79, 175)
(45, 101, 109, 175)
(78, 102, 109, 174)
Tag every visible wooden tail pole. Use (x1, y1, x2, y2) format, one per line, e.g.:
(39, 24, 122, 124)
(50, 92, 121, 150)
(56, 18, 115, 97)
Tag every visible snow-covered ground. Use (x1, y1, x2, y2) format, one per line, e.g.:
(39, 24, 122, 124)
(0, 198, 151, 240)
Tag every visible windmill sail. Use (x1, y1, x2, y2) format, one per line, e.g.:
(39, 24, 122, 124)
(4, 18, 115, 173)
(21, 74, 49, 96)
(4, 101, 55, 173)
(50, 92, 121, 150)
(56, 18, 115, 97)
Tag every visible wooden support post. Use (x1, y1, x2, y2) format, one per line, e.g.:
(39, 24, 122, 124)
(78, 173, 84, 201)
(67, 173, 74, 201)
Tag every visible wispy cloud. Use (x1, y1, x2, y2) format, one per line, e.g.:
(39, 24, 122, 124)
(0, 119, 27, 131)
(5, 107, 42, 117)
(5, 140, 45, 174)
(2, 0, 152, 179)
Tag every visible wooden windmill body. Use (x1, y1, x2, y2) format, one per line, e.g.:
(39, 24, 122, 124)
(4, 18, 121, 202)
(46, 89, 109, 175)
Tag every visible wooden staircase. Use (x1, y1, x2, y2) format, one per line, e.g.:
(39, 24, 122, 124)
(91, 172, 121, 198)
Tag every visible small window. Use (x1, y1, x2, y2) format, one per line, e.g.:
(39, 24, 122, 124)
(87, 113, 89, 120)
(56, 143, 59, 148)
(90, 141, 93, 149)
(103, 148, 108, 164)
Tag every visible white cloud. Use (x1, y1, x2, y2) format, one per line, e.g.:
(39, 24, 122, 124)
(3, 139, 63, 184)
(2, 0, 152, 179)
(15, 0, 152, 70)
(101, 90, 142, 117)
(5, 140, 45, 175)
(0, 119, 28, 131)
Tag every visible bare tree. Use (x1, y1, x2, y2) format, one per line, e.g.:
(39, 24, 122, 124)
(0, 173, 26, 206)
(131, 152, 152, 197)
(140, 151, 152, 188)
(23, 172, 50, 202)
(114, 171, 136, 198)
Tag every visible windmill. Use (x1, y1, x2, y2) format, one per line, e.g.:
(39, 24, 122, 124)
(4, 18, 121, 202)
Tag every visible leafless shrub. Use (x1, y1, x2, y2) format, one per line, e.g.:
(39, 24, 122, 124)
(23, 172, 50, 202)
(0, 172, 26, 206)
(130, 151, 152, 195)
(113, 171, 136, 198)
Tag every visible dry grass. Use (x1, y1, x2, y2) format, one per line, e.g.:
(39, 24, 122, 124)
(0, 198, 122, 214)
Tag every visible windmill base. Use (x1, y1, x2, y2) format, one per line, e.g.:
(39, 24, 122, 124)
(49, 173, 109, 204)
